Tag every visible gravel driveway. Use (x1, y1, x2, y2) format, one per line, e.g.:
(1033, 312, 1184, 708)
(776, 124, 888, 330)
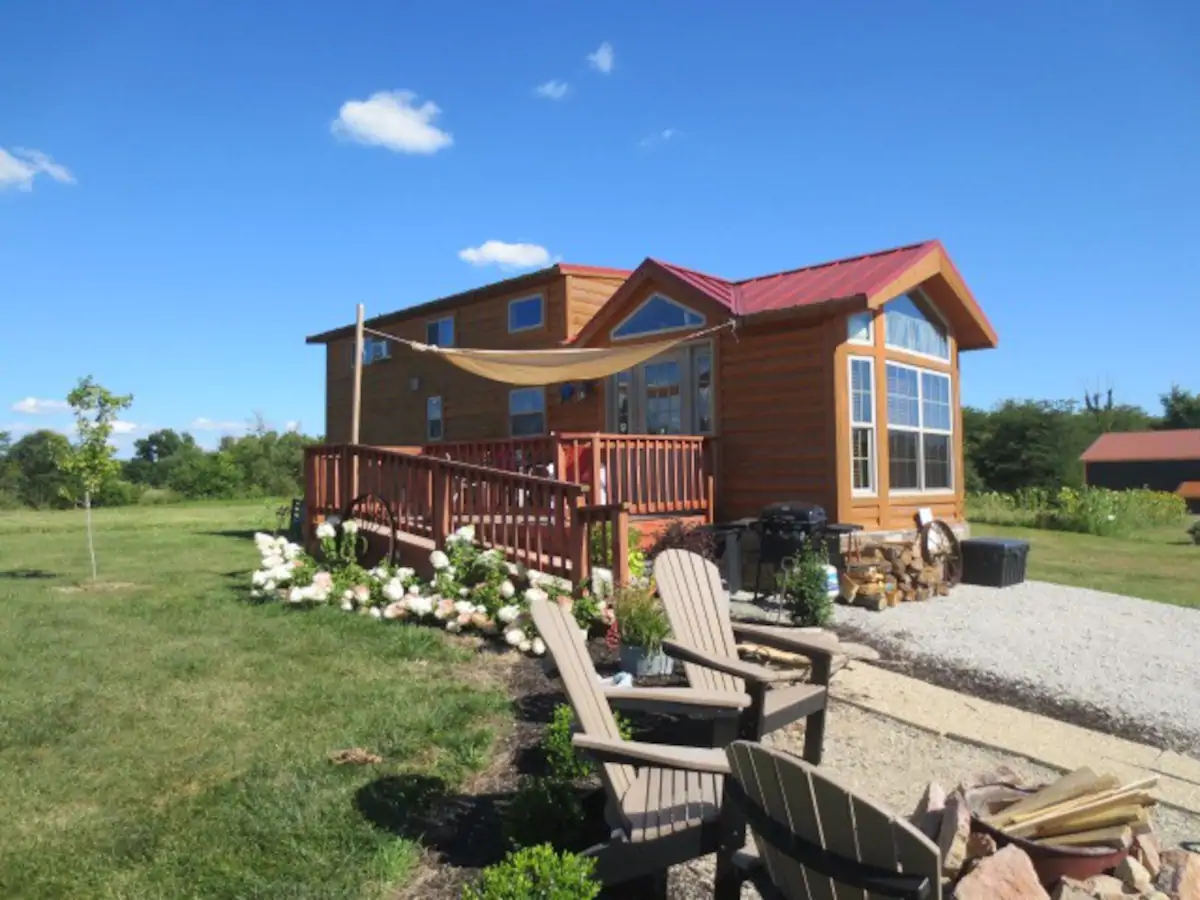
(832, 580, 1200, 753)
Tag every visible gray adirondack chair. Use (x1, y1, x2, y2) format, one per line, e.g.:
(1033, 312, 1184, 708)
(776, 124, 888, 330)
(718, 740, 942, 900)
(654, 548, 844, 762)
(528, 595, 746, 894)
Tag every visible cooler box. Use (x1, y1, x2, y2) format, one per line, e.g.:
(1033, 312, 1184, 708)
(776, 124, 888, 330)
(960, 538, 1030, 588)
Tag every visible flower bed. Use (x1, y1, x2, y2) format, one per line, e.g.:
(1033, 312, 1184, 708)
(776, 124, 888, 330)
(249, 522, 614, 656)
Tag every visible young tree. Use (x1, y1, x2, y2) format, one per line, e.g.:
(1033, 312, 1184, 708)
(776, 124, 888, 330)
(1157, 385, 1200, 430)
(62, 377, 133, 582)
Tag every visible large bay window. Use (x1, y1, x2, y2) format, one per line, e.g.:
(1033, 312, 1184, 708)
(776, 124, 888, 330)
(886, 363, 952, 492)
(849, 357, 876, 493)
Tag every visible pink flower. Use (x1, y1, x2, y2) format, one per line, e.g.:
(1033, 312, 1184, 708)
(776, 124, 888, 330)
(352, 584, 371, 603)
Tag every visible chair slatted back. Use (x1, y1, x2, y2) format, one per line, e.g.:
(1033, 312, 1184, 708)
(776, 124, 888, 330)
(654, 549, 744, 695)
(528, 596, 634, 799)
(726, 741, 941, 900)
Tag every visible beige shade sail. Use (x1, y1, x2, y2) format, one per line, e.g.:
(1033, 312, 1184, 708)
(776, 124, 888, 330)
(366, 323, 729, 386)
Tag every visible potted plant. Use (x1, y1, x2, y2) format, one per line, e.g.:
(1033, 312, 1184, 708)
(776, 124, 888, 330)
(610, 583, 673, 677)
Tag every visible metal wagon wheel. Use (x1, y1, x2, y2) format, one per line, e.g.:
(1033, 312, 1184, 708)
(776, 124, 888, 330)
(341, 492, 399, 568)
(920, 519, 963, 587)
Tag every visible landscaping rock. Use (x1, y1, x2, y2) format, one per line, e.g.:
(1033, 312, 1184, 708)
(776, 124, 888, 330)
(910, 781, 947, 840)
(952, 844, 1049, 900)
(1114, 855, 1153, 894)
(1075, 874, 1127, 900)
(1134, 833, 1162, 879)
(936, 789, 970, 877)
(1048, 878, 1093, 900)
(1155, 848, 1200, 900)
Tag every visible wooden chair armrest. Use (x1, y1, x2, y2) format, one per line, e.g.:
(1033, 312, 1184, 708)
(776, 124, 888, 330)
(661, 638, 802, 684)
(572, 734, 731, 774)
(730, 623, 841, 663)
(603, 685, 750, 713)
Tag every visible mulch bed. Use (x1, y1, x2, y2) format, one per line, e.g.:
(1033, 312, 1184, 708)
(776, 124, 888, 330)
(383, 639, 707, 899)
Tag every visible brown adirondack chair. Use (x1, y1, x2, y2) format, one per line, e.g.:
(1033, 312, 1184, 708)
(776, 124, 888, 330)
(654, 548, 851, 763)
(717, 740, 942, 900)
(528, 595, 747, 894)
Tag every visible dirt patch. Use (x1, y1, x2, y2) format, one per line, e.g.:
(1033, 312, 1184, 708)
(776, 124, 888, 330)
(53, 581, 137, 594)
(830, 622, 1196, 754)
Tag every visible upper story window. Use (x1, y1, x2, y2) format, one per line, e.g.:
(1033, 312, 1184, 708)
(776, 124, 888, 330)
(508, 388, 546, 436)
(362, 336, 391, 365)
(426, 396, 443, 441)
(612, 294, 705, 341)
(426, 316, 455, 347)
(847, 311, 874, 345)
(884, 291, 949, 360)
(508, 295, 544, 333)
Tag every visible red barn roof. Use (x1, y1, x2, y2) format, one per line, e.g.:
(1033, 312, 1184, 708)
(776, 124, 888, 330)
(1177, 481, 1200, 500)
(574, 240, 998, 350)
(1080, 430, 1200, 463)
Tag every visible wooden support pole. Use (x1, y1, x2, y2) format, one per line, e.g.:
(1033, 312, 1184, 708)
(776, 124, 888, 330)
(570, 498, 590, 586)
(350, 303, 365, 497)
(613, 505, 630, 587)
(431, 461, 451, 547)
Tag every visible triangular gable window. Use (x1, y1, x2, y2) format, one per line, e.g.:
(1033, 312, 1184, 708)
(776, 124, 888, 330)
(884, 291, 949, 360)
(612, 294, 705, 340)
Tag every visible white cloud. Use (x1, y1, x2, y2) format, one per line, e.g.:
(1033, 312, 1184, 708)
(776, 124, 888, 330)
(586, 42, 614, 74)
(639, 128, 678, 149)
(458, 240, 553, 270)
(535, 80, 569, 100)
(331, 90, 453, 155)
(12, 397, 69, 414)
(111, 420, 139, 435)
(284, 420, 300, 432)
(0, 147, 75, 191)
(190, 417, 246, 433)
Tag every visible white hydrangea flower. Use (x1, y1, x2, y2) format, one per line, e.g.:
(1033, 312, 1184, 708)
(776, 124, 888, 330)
(395, 567, 415, 582)
(454, 524, 475, 543)
(382, 601, 406, 620)
(497, 605, 520, 624)
(531, 638, 546, 657)
(262, 554, 284, 570)
(274, 535, 288, 548)
(383, 579, 405, 602)
(283, 543, 302, 561)
(499, 580, 515, 599)
(369, 566, 390, 582)
(407, 584, 421, 597)
(342, 520, 359, 535)
(343, 589, 354, 601)
(252, 570, 269, 587)
(264, 580, 277, 592)
(407, 595, 434, 617)
(250, 588, 262, 599)
(315, 522, 336, 540)
(453, 600, 475, 615)
(341, 600, 354, 612)
(504, 628, 525, 647)
(473, 604, 488, 615)
(253, 532, 274, 550)
(526, 570, 544, 587)
(269, 565, 293, 584)
(430, 550, 450, 570)
(458, 587, 469, 598)
(518, 639, 532, 653)
(287, 587, 305, 604)
(353, 584, 371, 604)
(369, 606, 382, 619)
(445, 620, 462, 633)
(524, 587, 548, 605)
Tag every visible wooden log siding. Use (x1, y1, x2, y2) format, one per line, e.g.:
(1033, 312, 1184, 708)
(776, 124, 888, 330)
(304, 444, 590, 578)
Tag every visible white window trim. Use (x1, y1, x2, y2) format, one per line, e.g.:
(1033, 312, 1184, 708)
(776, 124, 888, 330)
(847, 355, 877, 496)
(426, 315, 455, 347)
(885, 359, 954, 495)
(847, 310, 875, 346)
(883, 286, 951, 363)
(507, 387, 547, 437)
(507, 294, 545, 334)
(426, 396, 443, 441)
(610, 293, 706, 342)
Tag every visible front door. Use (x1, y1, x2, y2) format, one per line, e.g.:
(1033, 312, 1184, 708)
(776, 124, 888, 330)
(607, 342, 713, 436)
(643, 355, 685, 435)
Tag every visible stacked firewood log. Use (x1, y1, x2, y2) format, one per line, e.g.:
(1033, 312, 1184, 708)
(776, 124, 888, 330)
(838, 538, 952, 610)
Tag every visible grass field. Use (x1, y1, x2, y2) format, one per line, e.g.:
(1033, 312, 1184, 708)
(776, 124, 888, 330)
(0, 500, 510, 899)
(972, 517, 1200, 609)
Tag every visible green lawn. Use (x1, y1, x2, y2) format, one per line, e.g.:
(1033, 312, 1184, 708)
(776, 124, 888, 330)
(972, 517, 1200, 609)
(0, 500, 509, 899)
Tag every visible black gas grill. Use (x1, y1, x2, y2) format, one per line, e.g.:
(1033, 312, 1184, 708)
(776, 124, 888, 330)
(751, 501, 828, 599)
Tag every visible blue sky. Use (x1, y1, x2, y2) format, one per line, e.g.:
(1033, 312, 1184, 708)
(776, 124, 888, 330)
(3, 0, 1198, 451)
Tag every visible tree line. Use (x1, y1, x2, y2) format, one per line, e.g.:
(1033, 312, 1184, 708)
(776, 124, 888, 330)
(965, 384, 1200, 494)
(0, 424, 317, 510)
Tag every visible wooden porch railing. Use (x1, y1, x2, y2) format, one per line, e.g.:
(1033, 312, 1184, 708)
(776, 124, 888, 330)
(304, 444, 631, 584)
(425, 432, 714, 520)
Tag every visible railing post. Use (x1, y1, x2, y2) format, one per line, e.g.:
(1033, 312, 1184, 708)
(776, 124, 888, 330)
(432, 459, 451, 547)
(704, 439, 717, 524)
(339, 445, 352, 512)
(613, 505, 630, 587)
(570, 496, 590, 587)
(589, 434, 602, 501)
(553, 434, 567, 483)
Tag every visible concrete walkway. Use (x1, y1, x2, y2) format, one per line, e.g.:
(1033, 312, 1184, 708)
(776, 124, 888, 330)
(831, 661, 1200, 814)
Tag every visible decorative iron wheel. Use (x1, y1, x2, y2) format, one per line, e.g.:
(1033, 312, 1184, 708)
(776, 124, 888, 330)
(920, 519, 963, 587)
(340, 493, 398, 568)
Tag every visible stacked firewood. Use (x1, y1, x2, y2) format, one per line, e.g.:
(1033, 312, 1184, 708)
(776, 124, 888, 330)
(838, 539, 951, 610)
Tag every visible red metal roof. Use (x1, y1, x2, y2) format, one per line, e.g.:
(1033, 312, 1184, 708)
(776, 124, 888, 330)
(1177, 481, 1200, 500)
(654, 241, 940, 316)
(1080, 430, 1200, 463)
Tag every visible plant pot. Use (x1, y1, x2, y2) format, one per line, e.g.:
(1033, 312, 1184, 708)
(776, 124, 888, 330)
(619, 643, 675, 678)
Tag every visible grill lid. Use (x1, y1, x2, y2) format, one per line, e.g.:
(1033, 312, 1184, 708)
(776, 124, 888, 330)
(760, 501, 827, 525)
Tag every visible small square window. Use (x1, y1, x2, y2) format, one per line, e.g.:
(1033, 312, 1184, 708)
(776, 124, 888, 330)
(508, 295, 544, 333)
(848, 311, 874, 344)
(426, 317, 454, 347)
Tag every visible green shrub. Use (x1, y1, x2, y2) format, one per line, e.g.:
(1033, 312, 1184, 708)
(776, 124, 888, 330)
(542, 704, 632, 781)
(138, 487, 183, 505)
(588, 524, 644, 580)
(968, 486, 1187, 536)
(94, 479, 142, 507)
(778, 545, 832, 627)
(610, 583, 669, 652)
(1190, 520, 1200, 546)
(464, 844, 600, 900)
(646, 520, 716, 561)
(502, 777, 585, 850)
